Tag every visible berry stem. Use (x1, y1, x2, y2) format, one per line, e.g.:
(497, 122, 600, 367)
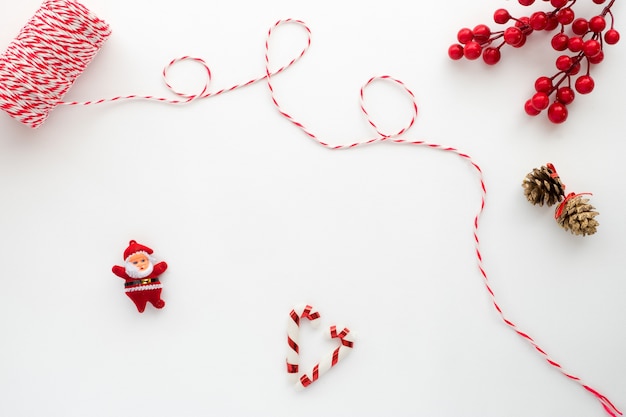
(550, 52, 584, 92)
(602, 0, 616, 18)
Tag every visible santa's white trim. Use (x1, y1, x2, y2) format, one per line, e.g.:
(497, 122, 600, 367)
(124, 250, 154, 262)
(125, 284, 162, 293)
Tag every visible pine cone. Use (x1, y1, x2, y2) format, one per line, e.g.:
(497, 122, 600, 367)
(522, 164, 565, 206)
(555, 195, 599, 236)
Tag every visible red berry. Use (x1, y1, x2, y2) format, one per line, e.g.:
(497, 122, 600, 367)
(457, 28, 474, 44)
(515, 16, 532, 30)
(593, 0, 606, 3)
(518, 0, 535, 5)
(571, 18, 589, 36)
(589, 16, 607, 33)
(530, 12, 548, 30)
(548, 102, 568, 123)
(494, 9, 511, 24)
(569, 62, 581, 76)
(551, 0, 568, 7)
(604, 29, 620, 45)
(575, 75, 595, 94)
(448, 44, 465, 60)
(588, 50, 605, 64)
(525, 99, 541, 116)
(531, 92, 550, 110)
(482, 47, 501, 65)
(512, 34, 528, 48)
(556, 86, 575, 104)
(463, 41, 483, 60)
(515, 17, 533, 37)
(551, 33, 569, 51)
(557, 8, 575, 25)
(473, 24, 492, 43)
(504, 27, 524, 45)
(583, 39, 602, 57)
(556, 55, 573, 71)
(535, 76, 553, 93)
(544, 15, 560, 31)
(567, 36, 584, 52)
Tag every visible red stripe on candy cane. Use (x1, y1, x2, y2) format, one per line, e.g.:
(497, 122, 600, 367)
(289, 309, 300, 327)
(299, 365, 318, 388)
(330, 326, 354, 348)
(331, 348, 339, 367)
(265, 23, 621, 417)
(301, 305, 320, 321)
(287, 336, 299, 355)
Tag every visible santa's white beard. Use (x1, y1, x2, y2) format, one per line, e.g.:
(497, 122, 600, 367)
(125, 261, 154, 279)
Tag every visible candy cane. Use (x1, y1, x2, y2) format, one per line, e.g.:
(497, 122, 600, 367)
(294, 325, 356, 391)
(286, 304, 321, 382)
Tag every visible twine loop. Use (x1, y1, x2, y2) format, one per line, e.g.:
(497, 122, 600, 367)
(359, 75, 418, 140)
(161, 56, 212, 101)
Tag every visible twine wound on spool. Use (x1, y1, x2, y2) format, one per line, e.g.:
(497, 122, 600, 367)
(0, 0, 111, 128)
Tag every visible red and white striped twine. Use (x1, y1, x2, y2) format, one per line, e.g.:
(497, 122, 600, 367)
(0, 0, 311, 128)
(263, 22, 621, 417)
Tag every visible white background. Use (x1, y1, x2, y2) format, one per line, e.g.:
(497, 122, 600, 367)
(0, 0, 625, 416)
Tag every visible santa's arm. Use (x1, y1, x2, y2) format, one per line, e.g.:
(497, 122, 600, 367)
(153, 261, 168, 276)
(112, 265, 128, 278)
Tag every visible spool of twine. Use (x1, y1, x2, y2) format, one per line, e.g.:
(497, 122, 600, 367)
(0, 0, 111, 128)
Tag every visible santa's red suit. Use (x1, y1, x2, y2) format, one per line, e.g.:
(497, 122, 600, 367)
(112, 240, 168, 313)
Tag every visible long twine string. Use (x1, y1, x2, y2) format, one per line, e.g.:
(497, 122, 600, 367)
(263, 20, 621, 417)
(60, 19, 311, 107)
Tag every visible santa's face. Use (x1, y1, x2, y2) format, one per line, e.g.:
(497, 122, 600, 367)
(128, 253, 149, 271)
(125, 252, 154, 279)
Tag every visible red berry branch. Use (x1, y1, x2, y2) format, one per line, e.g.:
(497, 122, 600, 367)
(448, 0, 620, 123)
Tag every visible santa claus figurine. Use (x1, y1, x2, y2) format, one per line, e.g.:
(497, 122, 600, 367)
(112, 240, 168, 313)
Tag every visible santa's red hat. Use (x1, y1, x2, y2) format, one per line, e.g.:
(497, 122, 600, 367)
(123, 240, 153, 261)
